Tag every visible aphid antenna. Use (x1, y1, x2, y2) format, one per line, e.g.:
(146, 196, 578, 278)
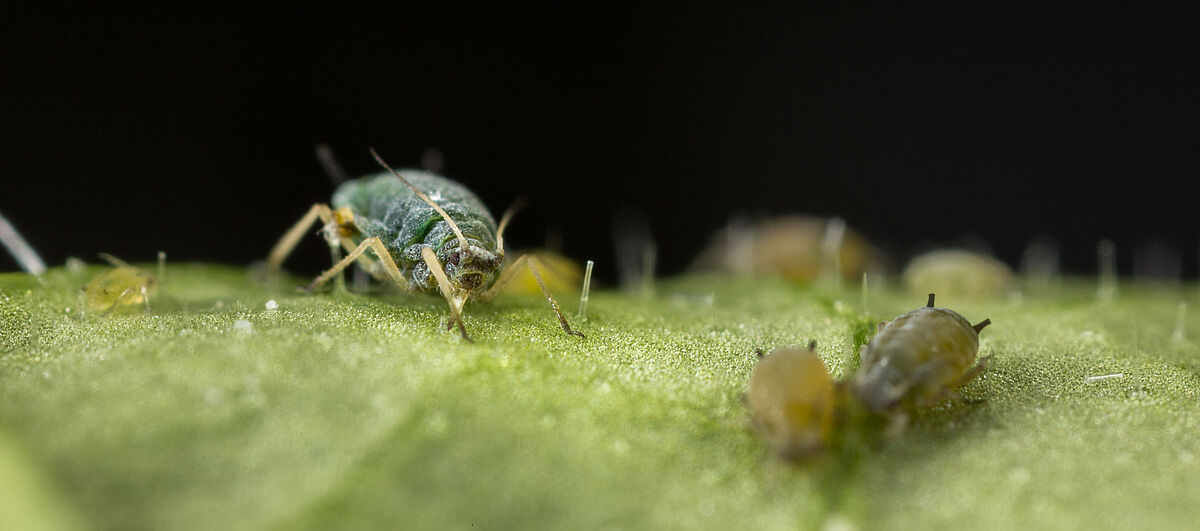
(98, 253, 132, 268)
(370, 148, 471, 253)
(315, 143, 349, 185)
(1172, 301, 1187, 342)
(495, 196, 529, 257)
(0, 209, 47, 275)
(577, 259, 594, 320)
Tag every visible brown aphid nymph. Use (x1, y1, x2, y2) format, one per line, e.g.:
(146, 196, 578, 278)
(744, 341, 837, 461)
(851, 293, 991, 414)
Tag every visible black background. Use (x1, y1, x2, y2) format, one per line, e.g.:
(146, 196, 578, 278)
(3, 5, 1198, 281)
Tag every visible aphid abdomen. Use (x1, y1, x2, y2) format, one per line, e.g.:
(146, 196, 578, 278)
(745, 344, 837, 461)
(853, 298, 987, 413)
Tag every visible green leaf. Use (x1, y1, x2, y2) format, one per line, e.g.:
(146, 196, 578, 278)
(1, 266, 1197, 529)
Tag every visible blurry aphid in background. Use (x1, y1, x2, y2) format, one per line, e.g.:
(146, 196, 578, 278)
(851, 294, 991, 432)
(0, 209, 47, 275)
(82, 253, 157, 316)
(1133, 238, 1181, 285)
(744, 341, 838, 462)
(1097, 239, 1118, 302)
(902, 249, 1013, 298)
(690, 215, 883, 285)
(499, 249, 584, 296)
(612, 206, 656, 294)
(1019, 235, 1060, 289)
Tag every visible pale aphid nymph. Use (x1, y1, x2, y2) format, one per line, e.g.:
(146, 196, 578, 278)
(852, 293, 991, 414)
(744, 341, 837, 461)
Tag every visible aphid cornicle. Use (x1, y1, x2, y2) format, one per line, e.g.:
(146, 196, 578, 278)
(851, 293, 991, 414)
(266, 148, 584, 342)
(744, 341, 837, 461)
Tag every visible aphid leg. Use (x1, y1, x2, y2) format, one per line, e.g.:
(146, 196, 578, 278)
(321, 226, 347, 293)
(477, 254, 585, 338)
(267, 204, 337, 278)
(306, 237, 409, 293)
(262, 203, 355, 279)
(102, 288, 135, 317)
(949, 355, 993, 393)
(420, 247, 471, 342)
(140, 286, 151, 313)
(525, 257, 586, 338)
(945, 389, 988, 406)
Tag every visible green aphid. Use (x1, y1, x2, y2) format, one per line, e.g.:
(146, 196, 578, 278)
(82, 254, 156, 315)
(851, 294, 991, 418)
(744, 341, 838, 462)
(267, 148, 584, 342)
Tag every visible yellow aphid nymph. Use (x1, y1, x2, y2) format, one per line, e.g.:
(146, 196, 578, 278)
(744, 341, 836, 461)
(851, 293, 991, 414)
(82, 253, 156, 315)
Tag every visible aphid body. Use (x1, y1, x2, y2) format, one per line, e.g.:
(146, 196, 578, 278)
(83, 254, 156, 314)
(330, 170, 502, 295)
(691, 215, 881, 284)
(267, 149, 581, 341)
(902, 249, 1012, 298)
(744, 342, 837, 461)
(851, 294, 990, 413)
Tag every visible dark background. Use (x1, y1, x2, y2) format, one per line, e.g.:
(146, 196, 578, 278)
(3, 5, 1198, 281)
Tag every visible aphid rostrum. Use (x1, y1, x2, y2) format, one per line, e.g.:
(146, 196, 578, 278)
(851, 294, 990, 415)
(744, 341, 838, 461)
(266, 148, 584, 342)
(82, 253, 156, 315)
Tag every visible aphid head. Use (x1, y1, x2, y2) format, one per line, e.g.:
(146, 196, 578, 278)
(443, 240, 503, 294)
(851, 363, 906, 413)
